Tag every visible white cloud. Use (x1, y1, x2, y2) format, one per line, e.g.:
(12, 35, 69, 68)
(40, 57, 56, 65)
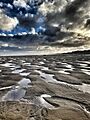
(13, 0, 27, 8)
(0, 10, 19, 31)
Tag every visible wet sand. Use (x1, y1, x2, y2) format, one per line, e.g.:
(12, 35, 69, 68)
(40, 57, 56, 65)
(0, 51, 90, 120)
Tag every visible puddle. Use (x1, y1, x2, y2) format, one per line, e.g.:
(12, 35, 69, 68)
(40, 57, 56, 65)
(23, 62, 31, 66)
(81, 69, 90, 75)
(35, 70, 57, 83)
(12, 69, 26, 73)
(20, 72, 30, 76)
(41, 64, 73, 75)
(61, 63, 73, 69)
(36, 70, 90, 94)
(0, 86, 12, 91)
(1, 62, 20, 70)
(36, 70, 73, 85)
(8, 60, 13, 63)
(2, 87, 26, 101)
(1, 63, 16, 68)
(58, 70, 70, 74)
(37, 94, 54, 108)
(84, 107, 90, 114)
(41, 66, 49, 70)
(2, 78, 31, 101)
(79, 63, 88, 67)
(18, 78, 31, 88)
(20, 60, 26, 63)
(10, 66, 20, 70)
(39, 61, 45, 65)
(1, 63, 12, 67)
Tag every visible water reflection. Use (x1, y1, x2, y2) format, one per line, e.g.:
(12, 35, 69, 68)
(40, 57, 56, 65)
(36, 69, 90, 94)
(18, 78, 31, 88)
(2, 78, 31, 101)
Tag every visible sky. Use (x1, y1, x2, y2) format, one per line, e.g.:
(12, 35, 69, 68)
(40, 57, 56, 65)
(0, 0, 90, 55)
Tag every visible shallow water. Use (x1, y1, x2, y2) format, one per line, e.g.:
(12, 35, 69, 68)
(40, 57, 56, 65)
(2, 87, 26, 101)
(37, 94, 54, 108)
(36, 69, 90, 94)
(1, 77, 31, 101)
(18, 78, 31, 88)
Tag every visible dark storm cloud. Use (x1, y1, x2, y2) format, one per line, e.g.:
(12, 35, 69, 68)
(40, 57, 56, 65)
(0, 0, 90, 54)
(65, 0, 88, 18)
